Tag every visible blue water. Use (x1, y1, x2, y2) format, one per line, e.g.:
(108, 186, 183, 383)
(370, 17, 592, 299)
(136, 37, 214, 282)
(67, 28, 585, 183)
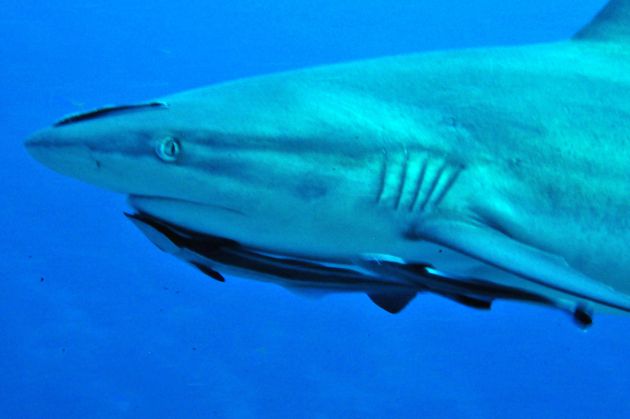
(2, 0, 629, 417)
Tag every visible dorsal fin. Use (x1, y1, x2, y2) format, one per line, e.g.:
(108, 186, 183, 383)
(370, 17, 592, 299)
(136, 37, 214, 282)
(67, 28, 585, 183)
(574, 0, 630, 43)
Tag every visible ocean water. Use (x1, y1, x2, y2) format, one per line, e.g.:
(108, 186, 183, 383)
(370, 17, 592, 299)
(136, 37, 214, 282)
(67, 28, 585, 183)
(2, 0, 629, 418)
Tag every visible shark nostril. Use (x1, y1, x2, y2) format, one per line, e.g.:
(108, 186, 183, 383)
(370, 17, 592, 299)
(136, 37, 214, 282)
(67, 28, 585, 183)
(95, 159, 102, 169)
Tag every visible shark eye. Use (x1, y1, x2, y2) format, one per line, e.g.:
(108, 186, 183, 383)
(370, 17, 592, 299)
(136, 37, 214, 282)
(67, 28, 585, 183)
(155, 137, 181, 162)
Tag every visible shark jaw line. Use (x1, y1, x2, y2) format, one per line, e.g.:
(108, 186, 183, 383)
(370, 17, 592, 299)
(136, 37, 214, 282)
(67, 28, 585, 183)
(128, 194, 246, 217)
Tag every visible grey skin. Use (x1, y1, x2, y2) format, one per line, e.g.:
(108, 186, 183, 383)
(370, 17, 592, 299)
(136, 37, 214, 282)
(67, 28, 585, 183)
(26, 0, 630, 321)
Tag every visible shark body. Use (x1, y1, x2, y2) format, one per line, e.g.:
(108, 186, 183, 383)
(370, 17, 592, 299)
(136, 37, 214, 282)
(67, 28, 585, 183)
(26, 1, 630, 325)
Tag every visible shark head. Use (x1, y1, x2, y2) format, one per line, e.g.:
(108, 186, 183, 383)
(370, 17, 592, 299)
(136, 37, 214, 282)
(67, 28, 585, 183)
(26, 102, 178, 195)
(25, 76, 415, 257)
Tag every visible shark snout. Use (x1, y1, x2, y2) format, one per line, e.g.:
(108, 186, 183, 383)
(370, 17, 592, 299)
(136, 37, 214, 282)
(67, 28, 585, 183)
(25, 120, 184, 197)
(24, 127, 101, 179)
(25, 128, 63, 167)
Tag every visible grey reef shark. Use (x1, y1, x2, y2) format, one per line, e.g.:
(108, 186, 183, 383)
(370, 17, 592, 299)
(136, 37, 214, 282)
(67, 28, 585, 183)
(26, 0, 630, 327)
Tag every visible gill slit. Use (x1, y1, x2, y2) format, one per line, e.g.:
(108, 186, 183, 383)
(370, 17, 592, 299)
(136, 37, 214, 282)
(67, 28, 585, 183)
(375, 150, 388, 204)
(419, 162, 448, 211)
(394, 150, 409, 210)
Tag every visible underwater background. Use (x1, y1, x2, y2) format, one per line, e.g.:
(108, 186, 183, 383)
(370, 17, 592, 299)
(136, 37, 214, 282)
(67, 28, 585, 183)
(2, 0, 629, 417)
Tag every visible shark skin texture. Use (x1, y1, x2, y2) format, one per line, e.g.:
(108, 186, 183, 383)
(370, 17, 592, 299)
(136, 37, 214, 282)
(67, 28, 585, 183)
(25, 0, 630, 326)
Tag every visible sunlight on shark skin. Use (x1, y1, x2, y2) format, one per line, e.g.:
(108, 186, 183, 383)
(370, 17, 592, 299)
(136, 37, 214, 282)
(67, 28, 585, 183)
(25, 0, 630, 327)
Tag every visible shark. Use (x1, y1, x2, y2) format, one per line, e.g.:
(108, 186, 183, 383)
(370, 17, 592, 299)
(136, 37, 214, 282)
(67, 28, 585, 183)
(25, 0, 630, 326)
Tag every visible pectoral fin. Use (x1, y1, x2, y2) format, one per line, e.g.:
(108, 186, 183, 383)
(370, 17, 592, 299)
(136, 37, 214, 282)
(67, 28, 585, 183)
(418, 220, 630, 313)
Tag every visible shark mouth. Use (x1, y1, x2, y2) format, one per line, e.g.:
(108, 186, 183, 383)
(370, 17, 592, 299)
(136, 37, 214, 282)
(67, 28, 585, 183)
(122, 212, 596, 325)
(128, 194, 246, 216)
